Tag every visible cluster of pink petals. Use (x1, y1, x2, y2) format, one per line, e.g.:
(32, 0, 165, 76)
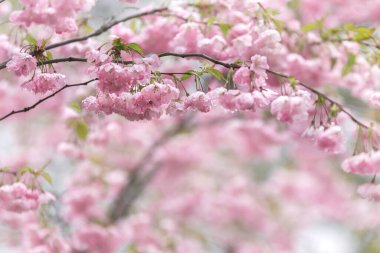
(341, 152, 380, 175)
(96, 63, 149, 94)
(270, 90, 314, 124)
(233, 67, 252, 92)
(0, 183, 54, 213)
(184, 91, 212, 113)
(250, 55, 269, 79)
(83, 80, 180, 121)
(357, 183, 380, 201)
(22, 73, 66, 94)
(304, 125, 344, 154)
(6, 52, 37, 76)
(10, 0, 95, 34)
(23, 222, 70, 253)
(211, 88, 278, 112)
(316, 125, 344, 153)
(72, 224, 121, 253)
(90, 54, 161, 94)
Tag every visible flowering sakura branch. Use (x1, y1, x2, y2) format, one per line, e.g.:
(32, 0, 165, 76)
(0, 79, 97, 121)
(2, 0, 380, 251)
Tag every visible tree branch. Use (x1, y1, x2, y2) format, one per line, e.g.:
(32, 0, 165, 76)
(108, 113, 194, 222)
(0, 52, 370, 129)
(44, 7, 168, 51)
(0, 79, 97, 121)
(0, 7, 168, 70)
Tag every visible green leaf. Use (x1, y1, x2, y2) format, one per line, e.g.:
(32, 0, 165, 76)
(342, 53, 356, 76)
(68, 101, 81, 112)
(130, 20, 138, 33)
(206, 17, 216, 28)
(219, 23, 232, 37)
(24, 34, 37, 45)
(19, 166, 33, 174)
(272, 18, 285, 31)
(41, 172, 52, 185)
(46, 51, 53, 60)
(181, 70, 195, 81)
(301, 19, 324, 33)
(204, 67, 225, 81)
(41, 36, 52, 48)
(352, 27, 375, 41)
(127, 43, 144, 56)
(75, 121, 89, 140)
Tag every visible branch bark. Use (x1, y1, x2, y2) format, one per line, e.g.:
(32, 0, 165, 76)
(0, 78, 97, 121)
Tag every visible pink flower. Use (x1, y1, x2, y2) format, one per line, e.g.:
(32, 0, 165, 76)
(270, 93, 312, 124)
(341, 152, 380, 175)
(22, 73, 66, 94)
(235, 93, 255, 111)
(233, 67, 251, 92)
(6, 52, 37, 76)
(0, 183, 54, 213)
(184, 91, 212, 113)
(250, 55, 269, 79)
(316, 125, 344, 153)
(357, 183, 380, 201)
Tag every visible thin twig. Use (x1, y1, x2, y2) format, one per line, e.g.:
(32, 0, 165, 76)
(0, 79, 97, 121)
(0, 7, 168, 70)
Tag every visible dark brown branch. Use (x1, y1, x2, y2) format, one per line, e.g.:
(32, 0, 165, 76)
(0, 78, 97, 121)
(0, 52, 370, 129)
(108, 113, 194, 222)
(44, 7, 168, 51)
(158, 52, 370, 129)
(0, 7, 168, 70)
(265, 69, 370, 129)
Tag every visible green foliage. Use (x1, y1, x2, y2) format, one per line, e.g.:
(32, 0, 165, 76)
(68, 101, 82, 112)
(24, 34, 37, 45)
(301, 18, 325, 33)
(127, 43, 144, 56)
(204, 67, 225, 81)
(218, 23, 232, 37)
(75, 120, 89, 140)
(343, 23, 375, 42)
(342, 53, 356, 76)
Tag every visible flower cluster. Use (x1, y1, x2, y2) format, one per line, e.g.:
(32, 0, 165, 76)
(0, 183, 54, 213)
(10, 0, 95, 34)
(22, 73, 66, 94)
(6, 53, 37, 77)
(83, 79, 180, 121)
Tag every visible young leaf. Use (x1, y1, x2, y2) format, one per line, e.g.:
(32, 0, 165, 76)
(24, 34, 37, 45)
(301, 19, 324, 33)
(41, 172, 53, 185)
(75, 121, 89, 140)
(219, 23, 232, 37)
(205, 67, 225, 81)
(342, 53, 356, 76)
(352, 27, 375, 42)
(46, 51, 53, 60)
(68, 101, 82, 112)
(19, 166, 33, 174)
(127, 43, 144, 56)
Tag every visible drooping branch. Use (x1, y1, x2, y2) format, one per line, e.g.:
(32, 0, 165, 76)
(0, 52, 370, 129)
(0, 78, 97, 121)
